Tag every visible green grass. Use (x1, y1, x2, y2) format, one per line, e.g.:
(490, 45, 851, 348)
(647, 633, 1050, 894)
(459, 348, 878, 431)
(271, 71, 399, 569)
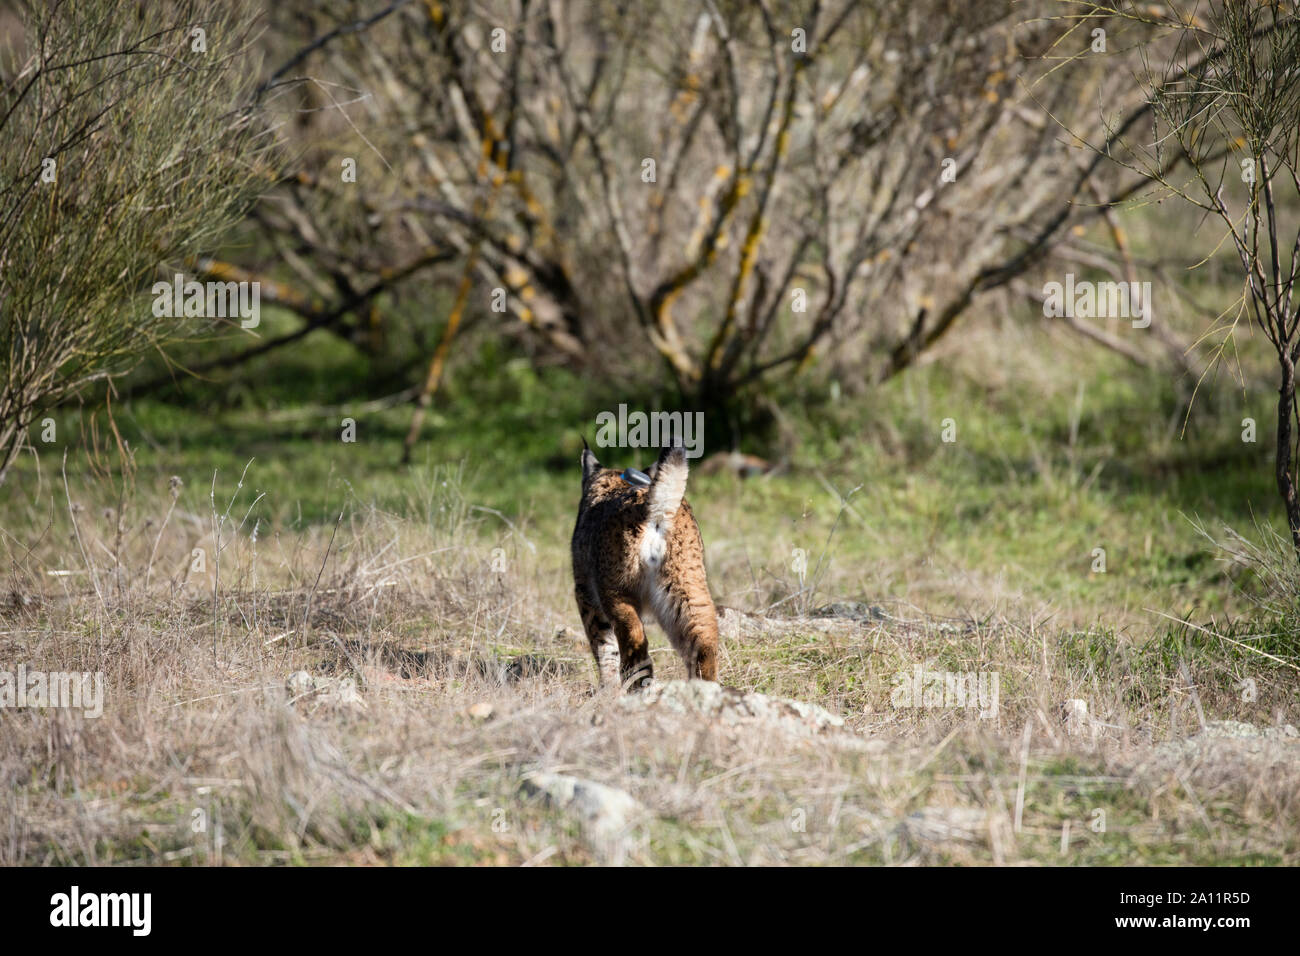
(4, 294, 1286, 631)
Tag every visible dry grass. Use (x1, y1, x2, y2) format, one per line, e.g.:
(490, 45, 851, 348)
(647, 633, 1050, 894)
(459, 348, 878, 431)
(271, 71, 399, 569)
(2, 467, 1298, 866)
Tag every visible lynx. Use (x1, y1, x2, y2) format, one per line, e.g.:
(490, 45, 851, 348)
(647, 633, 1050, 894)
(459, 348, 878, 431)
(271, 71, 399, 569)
(571, 441, 719, 690)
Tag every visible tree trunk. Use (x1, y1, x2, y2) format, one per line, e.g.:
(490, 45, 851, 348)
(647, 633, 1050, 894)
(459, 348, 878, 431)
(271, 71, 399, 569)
(1275, 351, 1300, 563)
(0, 407, 31, 488)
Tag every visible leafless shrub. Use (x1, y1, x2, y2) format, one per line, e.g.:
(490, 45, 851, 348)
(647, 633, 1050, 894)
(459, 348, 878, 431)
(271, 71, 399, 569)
(1087, 1, 1300, 561)
(177, 0, 1180, 448)
(0, 0, 273, 484)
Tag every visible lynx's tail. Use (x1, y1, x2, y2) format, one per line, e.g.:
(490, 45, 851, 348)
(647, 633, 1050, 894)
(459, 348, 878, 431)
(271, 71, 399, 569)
(647, 445, 688, 528)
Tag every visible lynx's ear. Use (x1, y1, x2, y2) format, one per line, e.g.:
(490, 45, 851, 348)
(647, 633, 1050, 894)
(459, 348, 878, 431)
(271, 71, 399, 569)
(645, 438, 680, 481)
(647, 443, 688, 527)
(580, 436, 600, 482)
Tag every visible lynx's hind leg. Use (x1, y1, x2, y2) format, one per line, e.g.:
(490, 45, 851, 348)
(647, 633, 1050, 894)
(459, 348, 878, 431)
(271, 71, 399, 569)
(649, 578, 718, 682)
(575, 587, 620, 688)
(607, 598, 653, 690)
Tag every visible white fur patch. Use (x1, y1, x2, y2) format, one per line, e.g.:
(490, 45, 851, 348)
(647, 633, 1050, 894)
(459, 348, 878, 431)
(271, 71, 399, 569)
(643, 576, 686, 655)
(640, 521, 667, 568)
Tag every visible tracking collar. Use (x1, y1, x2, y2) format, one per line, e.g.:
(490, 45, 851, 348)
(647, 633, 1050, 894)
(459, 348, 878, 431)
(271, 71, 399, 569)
(620, 468, 652, 488)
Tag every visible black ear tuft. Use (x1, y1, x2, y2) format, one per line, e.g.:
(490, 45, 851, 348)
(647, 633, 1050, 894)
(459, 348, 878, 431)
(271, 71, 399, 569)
(656, 440, 685, 467)
(581, 438, 600, 482)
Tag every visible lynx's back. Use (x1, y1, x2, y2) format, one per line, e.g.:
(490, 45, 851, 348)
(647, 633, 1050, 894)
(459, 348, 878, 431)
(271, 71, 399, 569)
(571, 444, 718, 688)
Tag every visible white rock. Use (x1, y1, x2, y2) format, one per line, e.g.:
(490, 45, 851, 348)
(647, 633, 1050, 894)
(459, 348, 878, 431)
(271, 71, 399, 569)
(522, 773, 643, 865)
(1060, 699, 1089, 736)
(618, 679, 847, 739)
(285, 671, 316, 696)
(285, 671, 365, 713)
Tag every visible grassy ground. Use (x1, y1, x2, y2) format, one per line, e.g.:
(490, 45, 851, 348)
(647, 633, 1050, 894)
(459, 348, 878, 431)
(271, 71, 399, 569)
(14, 298, 1282, 620)
(3, 286, 1299, 865)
